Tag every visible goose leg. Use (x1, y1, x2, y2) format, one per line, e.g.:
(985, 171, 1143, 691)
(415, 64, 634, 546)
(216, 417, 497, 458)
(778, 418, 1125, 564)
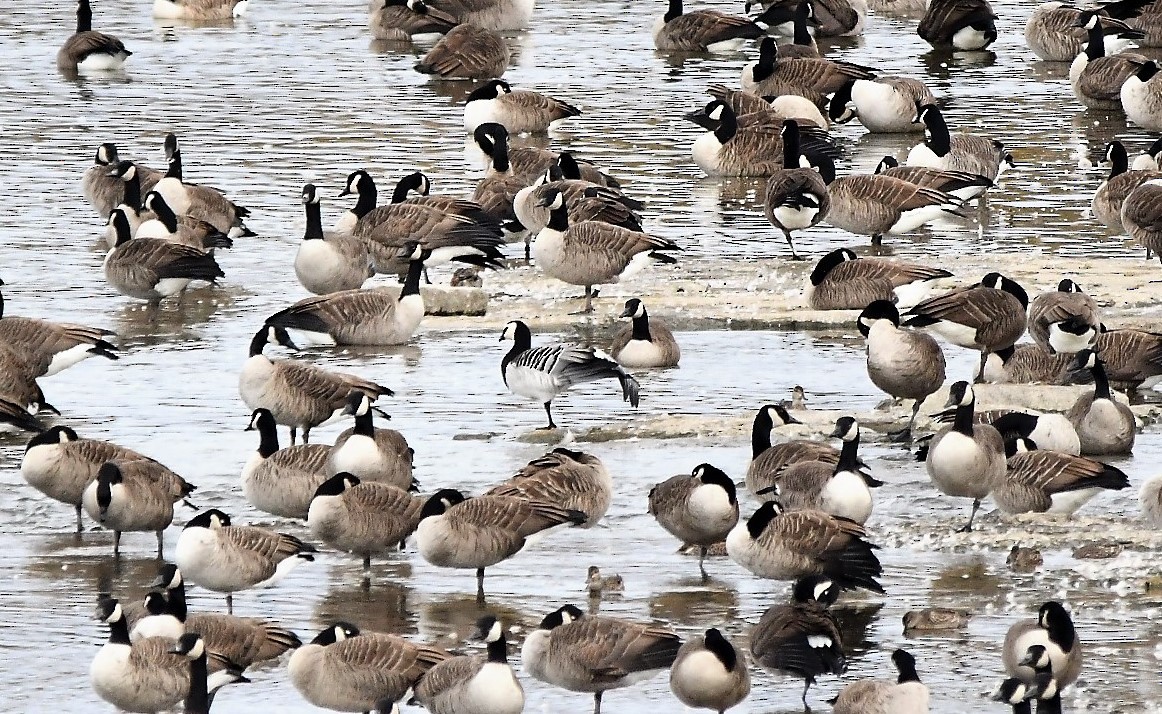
(113, 530, 121, 558)
(524, 235, 532, 262)
(593, 691, 603, 714)
(538, 402, 558, 430)
(783, 229, 804, 261)
(476, 568, 486, 604)
(289, 427, 298, 446)
(974, 351, 988, 384)
(956, 498, 982, 533)
(75, 504, 83, 534)
(572, 286, 596, 315)
(302, 426, 312, 444)
(226, 593, 234, 615)
(699, 545, 709, 582)
(889, 400, 923, 443)
(156, 530, 164, 559)
(363, 554, 372, 574)
(871, 234, 883, 247)
(801, 677, 813, 710)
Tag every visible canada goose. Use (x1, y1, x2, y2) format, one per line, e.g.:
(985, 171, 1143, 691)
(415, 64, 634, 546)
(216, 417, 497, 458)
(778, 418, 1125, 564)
(415, 488, 586, 601)
(238, 324, 394, 444)
(513, 166, 643, 241)
(1025, 1, 1148, 61)
(907, 104, 1011, 182)
(1091, 140, 1162, 231)
(1070, 13, 1149, 108)
(470, 123, 530, 235)
(0, 350, 51, 418)
(485, 447, 612, 527)
(705, 84, 828, 128)
(132, 591, 185, 642)
(1003, 601, 1083, 692)
(58, 0, 131, 73)
(765, 0, 822, 57)
(903, 272, 1029, 373)
(522, 606, 681, 714)
(990, 677, 1043, 714)
(1067, 349, 1136, 455)
(104, 208, 225, 302)
(749, 575, 845, 706)
(415, 24, 509, 79)
(977, 344, 1076, 385)
(289, 623, 452, 712)
(465, 78, 581, 133)
(294, 184, 372, 295)
(586, 566, 625, 596)
(918, 0, 997, 48)
(726, 500, 883, 591)
(1132, 136, 1162, 169)
(1068, 328, 1162, 391)
(175, 509, 317, 613)
(609, 298, 681, 368)
(500, 320, 641, 428)
(652, 0, 767, 51)
(760, 120, 831, 259)
(412, 615, 525, 714)
(741, 37, 875, 97)
(688, 101, 840, 177)
(1123, 60, 1162, 130)
(1027, 279, 1100, 354)
(764, 417, 880, 524)
(153, 0, 249, 20)
(923, 381, 1006, 530)
(873, 155, 993, 201)
(308, 473, 423, 572)
(153, 135, 253, 237)
(1139, 474, 1162, 526)
(902, 608, 970, 632)
(326, 391, 415, 490)
(1122, 177, 1162, 260)
(669, 628, 750, 714)
(137, 191, 233, 253)
(831, 649, 928, 714)
(829, 77, 935, 133)
(101, 160, 147, 240)
(648, 463, 739, 576)
(858, 301, 946, 440)
(269, 246, 426, 347)
(993, 437, 1129, 514)
(820, 162, 964, 245)
(390, 171, 498, 226)
(748, 0, 867, 36)
(426, 0, 534, 29)
(0, 280, 118, 377)
(0, 394, 42, 433)
(745, 403, 843, 497)
(84, 143, 124, 215)
(471, 124, 619, 185)
(371, 0, 458, 41)
(82, 461, 185, 557)
(990, 411, 1081, 455)
(806, 248, 951, 310)
(240, 408, 330, 519)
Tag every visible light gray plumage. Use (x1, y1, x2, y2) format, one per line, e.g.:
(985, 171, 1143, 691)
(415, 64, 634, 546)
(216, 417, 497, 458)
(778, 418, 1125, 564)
(370, 0, 458, 41)
(858, 301, 946, 439)
(822, 169, 962, 245)
(831, 649, 929, 714)
(994, 438, 1129, 514)
(610, 298, 681, 368)
(649, 463, 739, 575)
(669, 628, 750, 714)
(1122, 178, 1162, 260)
(805, 248, 951, 310)
(326, 391, 415, 491)
(307, 473, 423, 571)
(152, 134, 252, 237)
(81, 461, 184, 557)
(103, 208, 226, 302)
(485, 447, 612, 527)
(1067, 349, 1136, 454)
(414, 24, 509, 79)
(412, 616, 525, 714)
(152, 0, 249, 19)
(240, 408, 331, 520)
(424, 0, 535, 30)
(295, 183, 372, 295)
(1140, 474, 1162, 526)
(907, 104, 1010, 182)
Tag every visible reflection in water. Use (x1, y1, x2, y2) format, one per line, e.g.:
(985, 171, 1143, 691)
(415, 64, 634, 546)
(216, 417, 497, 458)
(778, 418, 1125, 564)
(648, 583, 741, 625)
(111, 289, 237, 344)
(313, 561, 414, 635)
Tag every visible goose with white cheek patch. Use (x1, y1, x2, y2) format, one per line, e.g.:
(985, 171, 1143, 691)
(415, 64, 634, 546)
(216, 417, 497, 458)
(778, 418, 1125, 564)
(726, 500, 884, 592)
(513, 160, 643, 238)
(307, 473, 423, 574)
(152, 0, 250, 20)
(137, 190, 233, 253)
(989, 675, 1044, 714)
(977, 344, 1077, 385)
(464, 79, 580, 134)
(371, 0, 459, 42)
(85, 143, 162, 217)
(1091, 141, 1162, 232)
(1070, 12, 1149, 109)
(1066, 349, 1136, 455)
(750, 575, 845, 708)
(175, 508, 317, 613)
(293, 183, 372, 295)
(669, 628, 750, 713)
(500, 320, 641, 429)
(0, 278, 119, 377)
(470, 123, 530, 240)
(240, 407, 330, 520)
(82, 461, 191, 557)
(414, 24, 510, 80)
(746, 403, 845, 496)
(907, 103, 1012, 183)
(131, 591, 184, 643)
(1077, 327, 1162, 393)
(152, 134, 253, 238)
(691, 100, 841, 178)
(485, 447, 612, 527)
(920, 380, 1005, 531)
(993, 437, 1129, 516)
(829, 76, 935, 133)
(1122, 60, 1162, 131)
(858, 300, 946, 442)
(104, 208, 225, 303)
(989, 411, 1080, 455)
(704, 84, 828, 128)
(327, 390, 415, 491)
(748, 0, 866, 37)
(740, 37, 876, 97)
(411, 616, 525, 714)
(390, 171, 498, 226)
(917, 0, 998, 49)
(1024, 1, 1146, 62)
(648, 463, 739, 578)
(872, 155, 993, 201)
(1003, 602, 1082, 697)
(415, 488, 587, 602)
(1027, 279, 1101, 354)
(652, 0, 768, 52)
(806, 248, 952, 310)
(611, 298, 681, 368)
(830, 648, 929, 714)
(763, 120, 831, 259)
(58, 0, 131, 74)
(521, 604, 681, 714)
(1121, 177, 1162, 261)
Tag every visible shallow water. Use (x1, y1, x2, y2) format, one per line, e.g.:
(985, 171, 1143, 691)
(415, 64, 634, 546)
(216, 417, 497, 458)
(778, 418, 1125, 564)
(3, 0, 1162, 711)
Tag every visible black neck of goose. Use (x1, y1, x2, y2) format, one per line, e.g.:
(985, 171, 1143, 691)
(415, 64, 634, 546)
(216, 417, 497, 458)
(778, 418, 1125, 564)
(106, 615, 131, 646)
(665, 0, 683, 22)
(1085, 23, 1106, 60)
(389, 179, 412, 205)
(546, 203, 570, 231)
(353, 405, 376, 437)
(248, 330, 268, 357)
(153, 198, 179, 233)
(751, 410, 773, 458)
(486, 631, 509, 663)
(1091, 361, 1112, 400)
(401, 257, 424, 299)
(167, 580, 188, 622)
(1109, 146, 1128, 177)
(793, 4, 812, 45)
(122, 172, 141, 211)
(782, 124, 800, 169)
(1038, 693, 1063, 714)
(714, 108, 738, 145)
(1012, 700, 1032, 714)
(835, 432, 860, 472)
(77, 0, 93, 33)
(896, 658, 920, 684)
(184, 652, 210, 714)
(1047, 614, 1077, 652)
(352, 180, 377, 218)
(256, 415, 279, 457)
(501, 330, 532, 377)
(490, 134, 511, 174)
(753, 41, 777, 82)
(166, 150, 184, 181)
(304, 200, 324, 240)
(631, 310, 653, 341)
(0, 289, 5, 320)
(924, 111, 951, 156)
(953, 397, 975, 435)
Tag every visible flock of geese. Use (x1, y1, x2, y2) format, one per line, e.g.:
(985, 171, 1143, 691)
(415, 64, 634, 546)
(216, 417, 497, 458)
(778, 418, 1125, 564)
(17, 0, 1162, 711)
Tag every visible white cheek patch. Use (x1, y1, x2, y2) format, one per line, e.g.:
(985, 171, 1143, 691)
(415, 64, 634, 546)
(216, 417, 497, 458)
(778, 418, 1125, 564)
(807, 635, 833, 649)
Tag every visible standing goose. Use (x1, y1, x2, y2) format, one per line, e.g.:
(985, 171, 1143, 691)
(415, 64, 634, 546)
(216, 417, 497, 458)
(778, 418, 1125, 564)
(831, 649, 929, 714)
(153, 0, 250, 19)
(240, 408, 331, 520)
(104, 208, 226, 303)
(327, 391, 415, 491)
(923, 381, 1006, 531)
(610, 298, 681, 368)
(978, 344, 1076, 385)
(153, 135, 253, 238)
(763, 120, 831, 259)
(917, 0, 998, 49)
(294, 183, 372, 295)
(268, 244, 427, 347)
(412, 616, 525, 714)
(1122, 60, 1162, 130)
(1003, 602, 1083, 693)
(806, 248, 951, 310)
(764, 417, 879, 524)
(0, 279, 119, 377)
(103, 160, 148, 241)
(873, 155, 993, 201)
(829, 77, 935, 133)
(307, 473, 423, 573)
(464, 79, 581, 134)
(746, 404, 843, 497)
(82, 461, 187, 557)
(819, 161, 964, 245)
(993, 437, 1129, 515)
(652, 0, 767, 51)
(175, 509, 317, 613)
(238, 324, 394, 444)
(741, 38, 876, 97)
(1091, 140, 1162, 231)
(130, 591, 184, 643)
(137, 191, 233, 253)
(521, 606, 681, 714)
(1070, 13, 1149, 108)
(500, 320, 641, 429)
(726, 500, 884, 592)
(669, 628, 750, 714)
(859, 301, 946, 440)
(1027, 279, 1101, 353)
(1122, 178, 1162, 260)
(484, 447, 613, 527)
(749, 575, 845, 707)
(58, 0, 131, 73)
(289, 623, 452, 712)
(371, 0, 459, 41)
(1067, 349, 1136, 455)
(907, 103, 1011, 182)
(415, 488, 586, 601)
(414, 24, 510, 80)
(648, 463, 740, 576)
(691, 101, 838, 177)
(1025, 1, 1147, 61)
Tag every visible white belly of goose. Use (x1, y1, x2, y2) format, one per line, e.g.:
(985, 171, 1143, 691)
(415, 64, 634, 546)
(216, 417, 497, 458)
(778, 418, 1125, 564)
(77, 52, 128, 72)
(1047, 487, 1102, 515)
(615, 339, 665, 368)
(20, 445, 71, 500)
(927, 431, 993, 498)
(725, 523, 784, 578)
(924, 320, 980, 349)
(906, 142, 944, 169)
(691, 134, 725, 176)
(531, 229, 569, 280)
(329, 434, 384, 477)
(851, 80, 918, 132)
(464, 661, 525, 714)
(283, 326, 337, 347)
(465, 98, 501, 132)
(520, 631, 550, 681)
(889, 202, 952, 234)
(892, 278, 940, 309)
(238, 356, 276, 411)
(952, 25, 991, 50)
(820, 469, 872, 523)
(131, 615, 184, 642)
(706, 36, 749, 52)
(673, 649, 737, 699)
(689, 483, 736, 529)
(90, 644, 148, 711)
(45, 343, 105, 376)
(774, 204, 820, 231)
(1029, 414, 1081, 455)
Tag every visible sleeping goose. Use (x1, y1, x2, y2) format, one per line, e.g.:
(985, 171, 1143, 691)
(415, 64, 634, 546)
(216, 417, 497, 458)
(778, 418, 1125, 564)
(153, 0, 250, 19)
(513, 164, 644, 245)
(137, 191, 233, 253)
(326, 391, 415, 491)
(763, 120, 831, 259)
(648, 463, 739, 576)
(1091, 140, 1162, 231)
(993, 437, 1129, 515)
(412, 615, 525, 714)
(806, 248, 952, 309)
(1067, 349, 1136, 455)
(1025, 1, 1147, 61)
(610, 298, 681, 368)
(484, 447, 612, 527)
(307, 473, 423, 573)
(669, 628, 750, 714)
(829, 77, 935, 132)
(907, 103, 1011, 182)
(1122, 60, 1162, 130)
(831, 649, 929, 714)
(152, 134, 253, 238)
(766, 417, 879, 524)
(240, 408, 330, 519)
(1027, 279, 1101, 353)
(83, 143, 132, 217)
(741, 38, 876, 97)
(691, 101, 839, 177)
(705, 84, 828, 128)
(471, 123, 619, 185)
(652, 0, 768, 51)
(0, 279, 119, 377)
(977, 344, 1076, 385)
(238, 324, 394, 444)
(1003, 602, 1083, 694)
(858, 301, 946, 440)
(58, 0, 131, 74)
(415, 24, 509, 79)
(175, 509, 317, 613)
(745, 404, 843, 497)
(500, 320, 641, 428)
(294, 183, 372, 295)
(103, 208, 226, 303)
(1122, 177, 1162, 259)
(425, 0, 535, 29)
(1070, 13, 1149, 109)
(819, 160, 964, 245)
(917, 0, 998, 49)
(1069, 328, 1162, 392)
(748, 0, 867, 36)
(370, 0, 458, 41)
(81, 461, 190, 557)
(873, 155, 993, 200)
(464, 78, 581, 134)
